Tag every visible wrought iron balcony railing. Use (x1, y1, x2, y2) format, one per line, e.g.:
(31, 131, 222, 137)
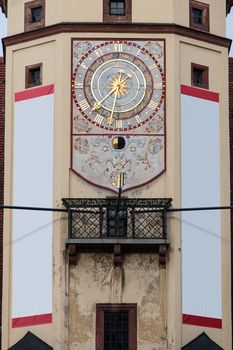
(62, 198, 172, 242)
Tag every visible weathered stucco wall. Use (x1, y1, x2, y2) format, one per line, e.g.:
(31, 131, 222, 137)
(69, 253, 167, 350)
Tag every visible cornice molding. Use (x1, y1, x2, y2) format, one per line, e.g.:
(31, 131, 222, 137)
(1, 1, 232, 17)
(2, 22, 232, 54)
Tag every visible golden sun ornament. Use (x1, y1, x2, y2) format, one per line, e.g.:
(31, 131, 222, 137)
(110, 73, 131, 97)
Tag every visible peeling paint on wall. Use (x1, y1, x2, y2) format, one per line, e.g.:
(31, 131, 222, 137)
(69, 253, 167, 349)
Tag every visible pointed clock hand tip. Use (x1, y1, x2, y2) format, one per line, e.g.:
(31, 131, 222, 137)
(91, 101, 101, 111)
(119, 74, 132, 85)
(91, 85, 118, 112)
(107, 117, 114, 126)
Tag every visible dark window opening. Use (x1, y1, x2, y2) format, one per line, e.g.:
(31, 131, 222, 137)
(110, 0, 125, 15)
(96, 304, 137, 350)
(31, 6, 42, 23)
(25, 64, 42, 89)
(189, 0, 209, 32)
(29, 68, 41, 86)
(104, 312, 128, 350)
(193, 68, 203, 84)
(191, 63, 209, 89)
(193, 7, 203, 24)
(107, 207, 127, 237)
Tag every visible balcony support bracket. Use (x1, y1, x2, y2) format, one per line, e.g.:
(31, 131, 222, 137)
(68, 243, 77, 265)
(159, 244, 167, 268)
(113, 244, 122, 267)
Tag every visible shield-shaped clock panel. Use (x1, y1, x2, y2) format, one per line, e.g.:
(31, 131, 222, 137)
(71, 39, 166, 192)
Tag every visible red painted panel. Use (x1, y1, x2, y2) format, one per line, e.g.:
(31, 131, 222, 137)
(181, 84, 219, 102)
(12, 313, 52, 328)
(15, 84, 54, 102)
(182, 313, 222, 329)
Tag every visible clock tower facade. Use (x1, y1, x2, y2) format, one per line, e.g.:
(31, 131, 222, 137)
(1, 0, 232, 349)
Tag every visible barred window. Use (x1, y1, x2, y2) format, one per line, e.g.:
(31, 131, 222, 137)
(103, 0, 131, 22)
(110, 1, 125, 15)
(104, 312, 128, 350)
(96, 304, 137, 350)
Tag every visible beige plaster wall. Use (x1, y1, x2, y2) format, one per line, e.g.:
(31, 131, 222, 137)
(6, 0, 227, 37)
(69, 253, 167, 350)
(174, 0, 226, 36)
(12, 40, 56, 92)
(133, 0, 173, 23)
(2, 31, 231, 350)
(180, 41, 223, 92)
(60, 0, 103, 23)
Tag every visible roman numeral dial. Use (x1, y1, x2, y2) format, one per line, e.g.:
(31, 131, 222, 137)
(78, 99, 89, 111)
(72, 40, 165, 131)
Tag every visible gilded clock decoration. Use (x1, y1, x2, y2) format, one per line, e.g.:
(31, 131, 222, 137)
(72, 41, 165, 131)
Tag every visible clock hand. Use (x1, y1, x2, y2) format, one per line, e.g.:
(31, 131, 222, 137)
(91, 86, 118, 111)
(119, 74, 131, 85)
(92, 73, 131, 113)
(118, 72, 122, 84)
(107, 87, 119, 126)
(91, 81, 121, 112)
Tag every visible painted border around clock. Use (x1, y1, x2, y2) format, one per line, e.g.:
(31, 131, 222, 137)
(70, 38, 166, 194)
(72, 43, 165, 131)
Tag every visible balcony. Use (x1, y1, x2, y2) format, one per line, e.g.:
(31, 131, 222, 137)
(63, 198, 172, 258)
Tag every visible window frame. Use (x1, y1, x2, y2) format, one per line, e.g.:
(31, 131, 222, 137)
(191, 63, 209, 89)
(96, 304, 137, 350)
(103, 0, 132, 22)
(25, 63, 43, 89)
(189, 0, 210, 32)
(24, 0, 45, 32)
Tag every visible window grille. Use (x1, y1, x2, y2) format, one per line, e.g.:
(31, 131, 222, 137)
(104, 312, 128, 350)
(96, 304, 137, 350)
(110, 1, 125, 15)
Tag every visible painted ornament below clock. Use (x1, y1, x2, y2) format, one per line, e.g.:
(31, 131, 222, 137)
(72, 39, 166, 193)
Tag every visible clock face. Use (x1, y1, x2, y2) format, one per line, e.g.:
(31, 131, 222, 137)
(72, 41, 165, 131)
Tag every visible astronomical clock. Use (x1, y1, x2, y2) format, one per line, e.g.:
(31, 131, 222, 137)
(71, 39, 166, 192)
